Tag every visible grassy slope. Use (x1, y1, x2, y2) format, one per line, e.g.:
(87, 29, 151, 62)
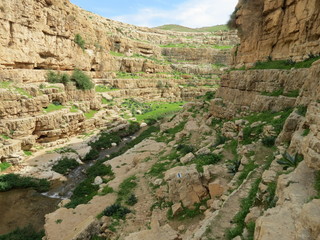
(154, 24, 229, 32)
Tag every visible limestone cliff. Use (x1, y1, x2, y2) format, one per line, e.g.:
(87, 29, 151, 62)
(233, 0, 320, 64)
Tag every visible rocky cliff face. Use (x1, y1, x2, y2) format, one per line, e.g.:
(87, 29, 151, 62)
(233, 0, 320, 65)
(0, 0, 238, 161)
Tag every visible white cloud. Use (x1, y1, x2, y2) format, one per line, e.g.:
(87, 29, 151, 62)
(113, 0, 238, 28)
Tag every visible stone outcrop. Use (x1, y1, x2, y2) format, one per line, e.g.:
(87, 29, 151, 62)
(233, 0, 320, 64)
(210, 61, 320, 119)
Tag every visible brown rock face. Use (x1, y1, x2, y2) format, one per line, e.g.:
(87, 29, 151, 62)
(233, 0, 320, 64)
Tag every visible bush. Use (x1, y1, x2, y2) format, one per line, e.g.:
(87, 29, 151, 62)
(104, 203, 131, 219)
(52, 157, 80, 175)
(70, 69, 94, 90)
(74, 34, 85, 50)
(227, 8, 238, 29)
(0, 226, 44, 240)
(83, 148, 99, 161)
(176, 144, 194, 155)
(86, 163, 114, 178)
(262, 136, 276, 147)
(125, 194, 138, 206)
(297, 105, 308, 116)
(0, 174, 50, 192)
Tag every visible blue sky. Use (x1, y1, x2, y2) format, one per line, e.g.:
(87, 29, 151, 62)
(70, 0, 238, 28)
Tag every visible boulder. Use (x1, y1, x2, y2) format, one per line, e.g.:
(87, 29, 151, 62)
(180, 152, 195, 164)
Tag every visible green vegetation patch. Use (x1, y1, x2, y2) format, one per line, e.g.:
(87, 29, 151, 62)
(110, 51, 125, 57)
(117, 176, 137, 203)
(0, 162, 11, 172)
(189, 153, 222, 172)
(241, 108, 293, 145)
(46, 69, 94, 90)
(44, 103, 65, 113)
(0, 226, 44, 240)
(251, 56, 320, 70)
(74, 34, 85, 50)
(14, 87, 33, 98)
(65, 164, 114, 208)
(0, 174, 50, 192)
(95, 85, 118, 92)
(226, 178, 261, 239)
(135, 102, 185, 122)
(84, 110, 98, 119)
(52, 157, 80, 175)
(261, 88, 300, 98)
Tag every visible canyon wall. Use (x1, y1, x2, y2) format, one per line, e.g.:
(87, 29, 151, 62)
(233, 0, 320, 65)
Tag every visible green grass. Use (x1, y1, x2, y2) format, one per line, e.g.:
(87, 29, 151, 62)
(241, 108, 293, 144)
(314, 171, 320, 199)
(226, 178, 261, 239)
(65, 164, 114, 208)
(261, 89, 299, 98)
(302, 128, 310, 136)
(167, 200, 207, 221)
(110, 51, 125, 57)
(44, 103, 65, 113)
(116, 72, 141, 79)
(117, 176, 137, 203)
(135, 102, 185, 122)
(0, 162, 11, 172)
(70, 105, 79, 113)
(95, 85, 118, 92)
(66, 126, 155, 209)
(84, 110, 98, 119)
(23, 150, 33, 156)
(99, 185, 114, 196)
(189, 153, 222, 172)
(0, 134, 10, 140)
(0, 81, 12, 88)
(15, 87, 33, 98)
(236, 161, 258, 186)
(212, 45, 233, 50)
(0, 174, 50, 192)
(52, 157, 80, 175)
(0, 226, 44, 240)
(251, 56, 320, 70)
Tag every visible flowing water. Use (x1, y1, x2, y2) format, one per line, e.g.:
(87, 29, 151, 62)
(0, 130, 143, 235)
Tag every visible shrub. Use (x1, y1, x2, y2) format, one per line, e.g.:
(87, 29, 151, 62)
(65, 178, 99, 208)
(0, 225, 44, 240)
(70, 69, 94, 90)
(296, 105, 307, 116)
(83, 148, 99, 161)
(262, 136, 276, 147)
(176, 144, 194, 155)
(74, 34, 85, 50)
(0, 174, 50, 192)
(104, 203, 131, 219)
(125, 194, 138, 206)
(86, 163, 114, 178)
(52, 157, 80, 175)
(227, 8, 238, 29)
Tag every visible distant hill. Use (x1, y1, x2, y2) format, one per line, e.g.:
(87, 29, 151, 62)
(153, 24, 229, 32)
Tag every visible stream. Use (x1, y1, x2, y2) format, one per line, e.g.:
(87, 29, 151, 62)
(0, 129, 143, 235)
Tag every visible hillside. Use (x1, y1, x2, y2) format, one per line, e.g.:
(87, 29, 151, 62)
(154, 24, 229, 32)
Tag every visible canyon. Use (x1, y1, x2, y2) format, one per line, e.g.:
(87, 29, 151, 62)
(0, 0, 320, 240)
